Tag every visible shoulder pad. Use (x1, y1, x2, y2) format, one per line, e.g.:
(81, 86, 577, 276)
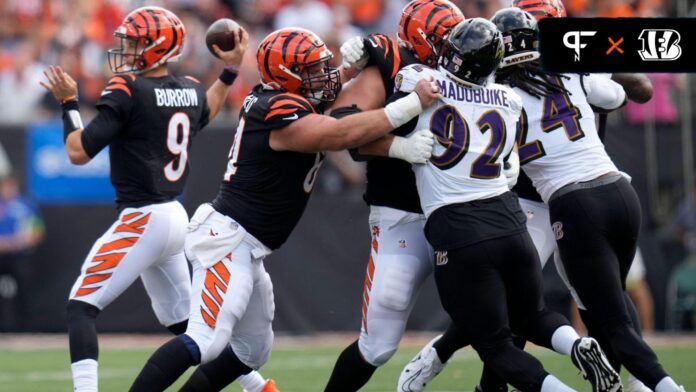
(394, 64, 438, 94)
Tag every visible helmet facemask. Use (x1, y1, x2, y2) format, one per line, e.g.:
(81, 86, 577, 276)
(108, 28, 146, 74)
(298, 56, 342, 104)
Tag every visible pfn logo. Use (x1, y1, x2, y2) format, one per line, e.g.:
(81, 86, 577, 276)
(563, 31, 597, 61)
(638, 29, 682, 61)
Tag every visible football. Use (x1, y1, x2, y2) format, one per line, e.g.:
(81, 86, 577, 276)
(205, 18, 241, 57)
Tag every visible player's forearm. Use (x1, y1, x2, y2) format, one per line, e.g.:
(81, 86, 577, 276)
(319, 109, 395, 151)
(207, 67, 238, 122)
(612, 73, 652, 104)
(206, 79, 231, 122)
(65, 130, 90, 165)
(357, 135, 394, 157)
(61, 100, 90, 165)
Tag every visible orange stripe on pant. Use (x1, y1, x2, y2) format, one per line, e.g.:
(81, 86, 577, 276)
(74, 214, 150, 297)
(200, 255, 232, 329)
(362, 243, 378, 333)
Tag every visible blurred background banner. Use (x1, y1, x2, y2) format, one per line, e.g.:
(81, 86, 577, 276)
(27, 121, 113, 204)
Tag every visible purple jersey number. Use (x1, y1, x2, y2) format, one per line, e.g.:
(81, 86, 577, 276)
(471, 110, 508, 179)
(518, 76, 585, 164)
(430, 105, 507, 178)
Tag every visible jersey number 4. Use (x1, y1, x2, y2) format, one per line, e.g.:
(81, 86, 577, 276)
(517, 76, 585, 164)
(430, 105, 507, 179)
(164, 112, 190, 182)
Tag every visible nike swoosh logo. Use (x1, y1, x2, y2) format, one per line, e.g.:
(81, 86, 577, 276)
(369, 39, 378, 48)
(100, 90, 112, 96)
(283, 113, 299, 121)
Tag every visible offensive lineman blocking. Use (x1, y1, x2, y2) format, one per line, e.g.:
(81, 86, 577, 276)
(128, 27, 440, 392)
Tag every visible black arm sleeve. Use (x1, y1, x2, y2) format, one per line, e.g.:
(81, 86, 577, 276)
(80, 106, 124, 158)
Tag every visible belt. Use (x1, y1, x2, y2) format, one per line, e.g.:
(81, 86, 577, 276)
(549, 172, 623, 203)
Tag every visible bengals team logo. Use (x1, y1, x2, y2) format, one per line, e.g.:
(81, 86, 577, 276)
(638, 29, 682, 61)
(435, 251, 448, 266)
(552, 221, 564, 240)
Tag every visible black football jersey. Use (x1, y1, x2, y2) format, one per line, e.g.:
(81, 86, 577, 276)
(211, 85, 324, 250)
(92, 74, 209, 208)
(361, 33, 423, 213)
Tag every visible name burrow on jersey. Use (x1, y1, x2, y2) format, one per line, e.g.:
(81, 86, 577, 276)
(154, 88, 198, 107)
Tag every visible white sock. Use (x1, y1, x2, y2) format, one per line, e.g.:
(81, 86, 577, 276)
(541, 374, 577, 392)
(655, 376, 680, 392)
(237, 370, 266, 392)
(628, 374, 648, 389)
(551, 325, 580, 356)
(71, 359, 98, 392)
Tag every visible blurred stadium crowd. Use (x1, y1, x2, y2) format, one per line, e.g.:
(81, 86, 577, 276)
(0, 0, 694, 334)
(0, 0, 673, 122)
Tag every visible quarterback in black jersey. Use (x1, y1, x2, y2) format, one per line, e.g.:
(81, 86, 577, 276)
(128, 27, 440, 392)
(40, 6, 249, 392)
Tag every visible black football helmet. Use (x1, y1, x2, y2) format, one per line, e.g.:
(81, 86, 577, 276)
(491, 7, 539, 67)
(439, 18, 504, 87)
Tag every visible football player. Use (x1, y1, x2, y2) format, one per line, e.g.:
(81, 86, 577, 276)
(39, 7, 252, 392)
(323, 2, 466, 390)
(402, 5, 676, 391)
(127, 27, 440, 392)
(401, 4, 676, 392)
(494, 5, 683, 392)
(392, 18, 621, 392)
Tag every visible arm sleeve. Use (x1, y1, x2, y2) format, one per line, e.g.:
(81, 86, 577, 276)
(364, 34, 402, 93)
(80, 106, 124, 158)
(96, 76, 135, 119)
(582, 74, 627, 111)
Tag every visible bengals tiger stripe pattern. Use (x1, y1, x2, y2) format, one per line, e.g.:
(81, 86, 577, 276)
(74, 211, 151, 297)
(361, 226, 380, 334)
(512, 0, 567, 20)
(264, 93, 316, 122)
(397, 0, 464, 67)
(200, 255, 233, 329)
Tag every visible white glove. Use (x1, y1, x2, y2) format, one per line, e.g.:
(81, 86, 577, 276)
(340, 36, 368, 78)
(389, 129, 434, 164)
(503, 150, 520, 189)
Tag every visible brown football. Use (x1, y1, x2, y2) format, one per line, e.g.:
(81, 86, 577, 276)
(205, 18, 240, 58)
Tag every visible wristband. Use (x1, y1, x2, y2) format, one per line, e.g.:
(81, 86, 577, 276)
(61, 100, 83, 141)
(219, 67, 239, 86)
(383, 92, 423, 128)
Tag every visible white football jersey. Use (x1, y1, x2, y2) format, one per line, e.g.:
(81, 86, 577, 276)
(395, 64, 522, 218)
(514, 73, 624, 202)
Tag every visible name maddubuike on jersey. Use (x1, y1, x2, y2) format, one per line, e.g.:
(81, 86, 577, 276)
(436, 79, 512, 108)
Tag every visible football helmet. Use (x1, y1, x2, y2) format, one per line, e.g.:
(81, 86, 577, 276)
(397, 0, 465, 68)
(108, 6, 185, 75)
(491, 7, 539, 67)
(512, 0, 567, 20)
(257, 28, 341, 103)
(439, 18, 504, 87)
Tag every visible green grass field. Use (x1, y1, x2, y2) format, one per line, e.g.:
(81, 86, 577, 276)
(0, 341, 694, 391)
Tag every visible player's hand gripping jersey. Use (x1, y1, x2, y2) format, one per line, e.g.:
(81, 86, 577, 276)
(92, 74, 209, 208)
(395, 64, 522, 218)
(515, 73, 626, 202)
(211, 85, 324, 250)
(361, 33, 423, 213)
